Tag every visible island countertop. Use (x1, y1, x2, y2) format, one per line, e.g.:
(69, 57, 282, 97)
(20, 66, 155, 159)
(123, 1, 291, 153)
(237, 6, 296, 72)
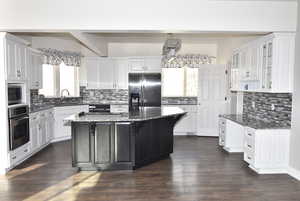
(65, 106, 186, 123)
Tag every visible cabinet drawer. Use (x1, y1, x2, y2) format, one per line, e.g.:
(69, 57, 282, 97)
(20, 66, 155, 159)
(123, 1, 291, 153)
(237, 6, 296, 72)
(10, 144, 31, 166)
(244, 148, 255, 165)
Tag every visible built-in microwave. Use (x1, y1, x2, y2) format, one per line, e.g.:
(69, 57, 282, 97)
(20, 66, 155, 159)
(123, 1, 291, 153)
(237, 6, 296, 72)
(8, 84, 23, 105)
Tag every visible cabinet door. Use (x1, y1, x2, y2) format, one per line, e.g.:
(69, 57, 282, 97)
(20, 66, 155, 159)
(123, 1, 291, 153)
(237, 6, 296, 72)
(129, 58, 145, 72)
(85, 58, 100, 89)
(15, 43, 27, 80)
(114, 58, 129, 89)
(98, 58, 115, 89)
(34, 54, 43, 89)
(115, 123, 131, 163)
(5, 39, 17, 80)
(72, 123, 93, 165)
(144, 57, 161, 72)
(30, 116, 39, 151)
(39, 114, 47, 146)
(94, 123, 113, 164)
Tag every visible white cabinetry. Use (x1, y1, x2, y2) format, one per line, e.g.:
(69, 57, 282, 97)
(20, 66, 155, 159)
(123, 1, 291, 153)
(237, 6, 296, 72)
(53, 105, 89, 142)
(85, 56, 161, 89)
(218, 118, 244, 153)
(29, 109, 54, 153)
(28, 49, 43, 89)
(230, 33, 295, 92)
(4, 36, 28, 81)
(85, 57, 129, 89)
(9, 143, 31, 168)
(129, 56, 161, 72)
(172, 105, 197, 135)
(244, 127, 290, 174)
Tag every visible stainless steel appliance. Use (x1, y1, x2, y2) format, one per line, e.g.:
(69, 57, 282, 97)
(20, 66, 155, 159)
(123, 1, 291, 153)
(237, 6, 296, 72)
(8, 84, 23, 105)
(8, 105, 29, 150)
(128, 73, 161, 111)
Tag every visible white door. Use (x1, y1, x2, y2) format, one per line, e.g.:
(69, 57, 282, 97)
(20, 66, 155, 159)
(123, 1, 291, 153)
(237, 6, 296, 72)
(30, 116, 39, 151)
(197, 64, 228, 136)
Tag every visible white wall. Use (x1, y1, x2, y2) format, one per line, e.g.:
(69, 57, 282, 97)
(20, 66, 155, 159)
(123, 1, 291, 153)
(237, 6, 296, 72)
(0, 0, 297, 32)
(289, 2, 300, 179)
(0, 34, 9, 174)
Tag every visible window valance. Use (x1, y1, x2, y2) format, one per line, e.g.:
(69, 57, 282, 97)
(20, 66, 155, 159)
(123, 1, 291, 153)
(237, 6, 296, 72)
(39, 48, 83, 67)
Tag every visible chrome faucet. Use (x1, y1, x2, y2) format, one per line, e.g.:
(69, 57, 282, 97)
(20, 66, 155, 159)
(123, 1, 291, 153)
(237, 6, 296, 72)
(61, 89, 70, 97)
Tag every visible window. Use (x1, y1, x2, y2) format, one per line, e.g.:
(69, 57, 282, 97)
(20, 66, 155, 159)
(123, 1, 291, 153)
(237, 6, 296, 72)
(162, 66, 198, 97)
(39, 62, 79, 97)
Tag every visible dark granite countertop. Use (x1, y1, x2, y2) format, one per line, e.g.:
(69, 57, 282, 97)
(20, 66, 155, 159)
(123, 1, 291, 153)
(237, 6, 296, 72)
(220, 114, 291, 130)
(65, 106, 186, 123)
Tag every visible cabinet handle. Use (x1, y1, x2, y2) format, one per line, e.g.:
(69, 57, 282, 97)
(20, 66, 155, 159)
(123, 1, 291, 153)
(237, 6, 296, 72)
(247, 133, 252, 137)
(12, 156, 16, 160)
(24, 149, 28, 153)
(247, 144, 252, 148)
(247, 156, 252, 160)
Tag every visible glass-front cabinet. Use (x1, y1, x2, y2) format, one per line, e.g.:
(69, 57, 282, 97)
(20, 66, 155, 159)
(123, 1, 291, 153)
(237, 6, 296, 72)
(230, 33, 295, 93)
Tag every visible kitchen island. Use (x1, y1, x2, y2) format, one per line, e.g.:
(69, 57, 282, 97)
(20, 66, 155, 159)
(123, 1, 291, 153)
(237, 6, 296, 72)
(65, 107, 186, 171)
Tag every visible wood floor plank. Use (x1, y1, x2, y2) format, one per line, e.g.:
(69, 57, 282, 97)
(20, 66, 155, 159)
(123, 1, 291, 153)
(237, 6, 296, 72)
(0, 136, 299, 201)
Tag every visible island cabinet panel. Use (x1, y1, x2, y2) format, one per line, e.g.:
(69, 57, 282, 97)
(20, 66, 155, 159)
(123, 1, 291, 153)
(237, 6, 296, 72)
(95, 123, 113, 164)
(134, 117, 175, 168)
(72, 123, 93, 167)
(115, 123, 132, 163)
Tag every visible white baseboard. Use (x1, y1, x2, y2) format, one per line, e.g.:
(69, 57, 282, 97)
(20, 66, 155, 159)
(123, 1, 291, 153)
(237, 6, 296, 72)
(288, 167, 300, 180)
(223, 146, 244, 153)
(51, 136, 71, 143)
(249, 165, 288, 174)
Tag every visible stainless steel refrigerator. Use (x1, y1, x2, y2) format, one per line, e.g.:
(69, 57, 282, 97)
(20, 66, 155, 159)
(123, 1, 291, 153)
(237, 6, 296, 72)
(128, 73, 161, 110)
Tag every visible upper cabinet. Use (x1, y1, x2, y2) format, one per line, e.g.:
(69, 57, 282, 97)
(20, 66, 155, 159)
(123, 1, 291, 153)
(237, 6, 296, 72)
(129, 56, 162, 73)
(4, 36, 28, 81)
(230, 33, 295, 93)
(85, 56, 161, 90)
(28, 49, 43, 89)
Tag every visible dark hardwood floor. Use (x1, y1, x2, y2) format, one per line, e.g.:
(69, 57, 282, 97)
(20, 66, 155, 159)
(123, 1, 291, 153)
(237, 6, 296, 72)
(1, 136, 300, 201)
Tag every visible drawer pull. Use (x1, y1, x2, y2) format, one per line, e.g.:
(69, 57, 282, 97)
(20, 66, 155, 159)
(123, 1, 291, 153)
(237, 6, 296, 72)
(247, 156, 251, 160)
(24, 149, 28, 153)
(12, 156, 16, 160)
(247, 133, 252, 137)
(247, 144, 252, 148)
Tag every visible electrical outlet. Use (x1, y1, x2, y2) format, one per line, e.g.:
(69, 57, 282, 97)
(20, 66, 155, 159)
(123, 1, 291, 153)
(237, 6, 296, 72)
(252, 101, 255, 109)
(271, 104, 275, 111)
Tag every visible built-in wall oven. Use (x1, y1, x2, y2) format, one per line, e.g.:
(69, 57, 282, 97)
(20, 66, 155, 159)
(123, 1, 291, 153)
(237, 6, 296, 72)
(8, 84, 23, 105)
(8, 105, 29, 150)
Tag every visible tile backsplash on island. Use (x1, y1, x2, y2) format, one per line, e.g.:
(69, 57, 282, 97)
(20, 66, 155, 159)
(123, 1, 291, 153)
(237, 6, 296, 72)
(243, 92, 292, 126)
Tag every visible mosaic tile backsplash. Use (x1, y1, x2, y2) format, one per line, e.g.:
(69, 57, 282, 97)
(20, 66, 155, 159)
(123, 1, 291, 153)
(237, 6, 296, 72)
(30, 89, 83, 106)
(80, 86, 197, 105)
(80, 87, 128, 104)
(243, 92, 292, 126)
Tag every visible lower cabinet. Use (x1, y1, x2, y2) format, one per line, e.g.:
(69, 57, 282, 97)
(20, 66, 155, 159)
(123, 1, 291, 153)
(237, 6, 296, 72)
(29, 109, 54, 154)
(72, 122, 133, 170)
(168, 105, 197, 135)
(72, 117, 176, 170)
(243, 127, 290, 174)
(221, 119, 245, 153)
(54, 105, 89, 142)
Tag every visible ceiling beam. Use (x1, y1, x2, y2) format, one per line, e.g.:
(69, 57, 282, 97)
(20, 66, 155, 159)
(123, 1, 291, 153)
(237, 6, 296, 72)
(70, 31, 107, 57)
